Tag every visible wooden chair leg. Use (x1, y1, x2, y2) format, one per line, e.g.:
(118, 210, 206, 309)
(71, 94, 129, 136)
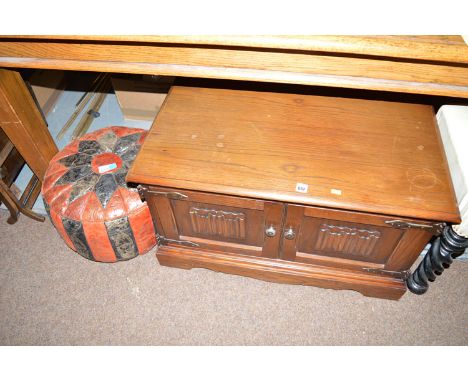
(19, 175, 45, 222)
(0, 179, 20, 224)
(0, 69, 58, 181)
(0, 176, 45, 224)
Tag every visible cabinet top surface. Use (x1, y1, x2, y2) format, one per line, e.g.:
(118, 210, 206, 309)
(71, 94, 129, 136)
(127, 86, 460, 223)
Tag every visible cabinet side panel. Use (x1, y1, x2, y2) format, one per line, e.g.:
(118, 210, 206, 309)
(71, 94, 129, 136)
(146, 195, 179, 240)
(384, 229, 433, 271)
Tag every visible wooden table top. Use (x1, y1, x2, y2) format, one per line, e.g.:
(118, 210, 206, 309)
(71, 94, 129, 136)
(1, 35, 467, 98)
(127, 86, 460, 223)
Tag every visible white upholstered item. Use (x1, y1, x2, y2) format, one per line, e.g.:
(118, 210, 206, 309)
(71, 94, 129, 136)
(437, 105, 468, 258)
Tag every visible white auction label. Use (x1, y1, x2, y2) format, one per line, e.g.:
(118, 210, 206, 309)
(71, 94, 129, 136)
(295, 183, 309, 193)
(98, 163, 117, 174)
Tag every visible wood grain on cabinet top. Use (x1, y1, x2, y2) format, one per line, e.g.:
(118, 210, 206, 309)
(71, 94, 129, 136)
(127, 86, 460, 223)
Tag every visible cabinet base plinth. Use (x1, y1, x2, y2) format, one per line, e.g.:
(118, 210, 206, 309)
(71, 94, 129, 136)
(156, 245, 407, 300)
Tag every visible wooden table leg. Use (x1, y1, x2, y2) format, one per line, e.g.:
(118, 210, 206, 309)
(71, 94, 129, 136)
(0, 68, 58, 181)
(407, 226, 468, 294)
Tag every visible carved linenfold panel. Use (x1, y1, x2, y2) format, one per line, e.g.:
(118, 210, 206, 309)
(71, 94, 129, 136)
(189, 207, 246, 240)
(314, 223, 381, 257)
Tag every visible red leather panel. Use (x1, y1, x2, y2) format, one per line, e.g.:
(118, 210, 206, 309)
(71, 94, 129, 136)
(49, 209, 76, 251)
(80, 192, 105, 222)
(42, 166, 68, 195)
(82, 220, 117, 262)
(110, 126, 137, 137)
(52, 141, 79, 161)
(103, 187, 128, 220)
(128, 206, 157, 255)
(119, 188, 144, 215)
(64, 193, 92, 221)
(44, 184, 73, 214)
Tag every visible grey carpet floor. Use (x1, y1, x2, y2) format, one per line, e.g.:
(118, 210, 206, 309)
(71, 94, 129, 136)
(0, 210, 467, 345)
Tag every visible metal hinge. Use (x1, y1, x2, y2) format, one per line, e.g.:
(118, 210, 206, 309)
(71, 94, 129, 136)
(146, 190, 188, 200)
(136, 185, 147, 200)
(384, 220, 445, 235)
(362, 267, 409, 280)
(157, 235, 199, 247)
(136, 186, 188, 201)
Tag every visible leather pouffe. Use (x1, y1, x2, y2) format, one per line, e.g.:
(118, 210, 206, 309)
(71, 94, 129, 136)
(41, 126, 157, 262)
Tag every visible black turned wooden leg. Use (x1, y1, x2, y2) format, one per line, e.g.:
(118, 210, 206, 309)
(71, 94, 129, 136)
(407, 226, 468, 295)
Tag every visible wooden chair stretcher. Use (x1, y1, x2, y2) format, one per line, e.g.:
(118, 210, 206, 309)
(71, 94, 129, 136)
(0, 135, 44, 224)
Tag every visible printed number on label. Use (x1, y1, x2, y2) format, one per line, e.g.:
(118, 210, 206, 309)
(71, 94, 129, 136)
(295, 183, 309, 193)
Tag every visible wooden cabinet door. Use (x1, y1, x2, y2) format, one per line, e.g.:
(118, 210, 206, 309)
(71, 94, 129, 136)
(144, 186, 284, 258)
(281, 204, 433, 272)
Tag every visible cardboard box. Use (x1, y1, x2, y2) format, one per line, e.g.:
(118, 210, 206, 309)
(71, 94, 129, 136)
(111, 76, 173, 121)
(29, 70, 66, 116)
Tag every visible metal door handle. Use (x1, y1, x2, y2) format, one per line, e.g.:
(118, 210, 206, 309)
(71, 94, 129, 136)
(265, 225, 276, 237)
(284, 227, 296, 240)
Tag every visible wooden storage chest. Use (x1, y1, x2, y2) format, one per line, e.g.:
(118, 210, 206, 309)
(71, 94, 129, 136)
(127, 86, 460, 299)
